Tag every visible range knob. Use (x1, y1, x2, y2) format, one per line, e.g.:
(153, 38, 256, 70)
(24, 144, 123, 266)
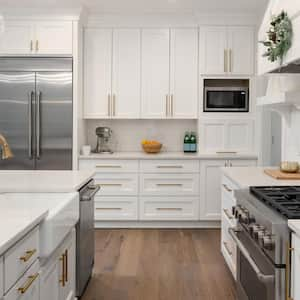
(252, 225, 265, 240)
(258, 230, 268, 246)
(262, 235, 275, 251)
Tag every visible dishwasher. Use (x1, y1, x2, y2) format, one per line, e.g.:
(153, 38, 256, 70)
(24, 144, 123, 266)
(76, 179, 100, 297)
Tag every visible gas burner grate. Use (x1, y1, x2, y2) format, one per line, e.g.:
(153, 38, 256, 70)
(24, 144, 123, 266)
(250, 186, 300, 219)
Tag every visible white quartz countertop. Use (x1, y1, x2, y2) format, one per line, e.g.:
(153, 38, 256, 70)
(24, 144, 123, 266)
(288, 220, 300, 236)
(222, 167, 300, 188)
(79, 151, 258, 160)
(0, 199, 48, 255)
(0, 170, 95, 193)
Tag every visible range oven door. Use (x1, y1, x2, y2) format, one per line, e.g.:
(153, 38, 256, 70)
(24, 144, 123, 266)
(229, 227, 284, 300)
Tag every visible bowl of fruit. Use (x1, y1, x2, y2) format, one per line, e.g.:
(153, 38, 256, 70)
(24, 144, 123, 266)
(141, 140, 162, 154)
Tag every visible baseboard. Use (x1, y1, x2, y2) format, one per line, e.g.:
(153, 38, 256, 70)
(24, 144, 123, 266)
(94, 220, 221, 229)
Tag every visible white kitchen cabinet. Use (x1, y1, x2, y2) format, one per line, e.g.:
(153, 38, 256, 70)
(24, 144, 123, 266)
(112, 29, 141, 118)
(291, 233, 300, 300)
(40, 229, 76, 300)
(199, 26, 254, 75)
(0, 21, 33, 54)
(0, 20, 73, 55)
(169, 28, 198, 119)
(0, 256, 3, 298)
(141, 29, 170, 118)
(199, 118, 255, 153)
(34, 21, 73, 55)
(84, 28, 112, 119)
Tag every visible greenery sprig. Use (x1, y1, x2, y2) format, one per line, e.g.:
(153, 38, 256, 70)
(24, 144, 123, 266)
(260, 11, 293, 64)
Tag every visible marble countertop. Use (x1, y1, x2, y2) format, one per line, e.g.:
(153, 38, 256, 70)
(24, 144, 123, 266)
(79, 151, 258, 160)
(0, 170, 95, 193)
(222, 167, 300, 188)
(288, 220, 300, 236)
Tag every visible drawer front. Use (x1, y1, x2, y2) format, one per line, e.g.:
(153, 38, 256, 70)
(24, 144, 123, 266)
(94, 197, 138, 220)
(221, 175, 238, 198)
(4, 261, 39, 300)
(222, 190, 236, 226)
(221, 214, 237, 277)
(140, 197, 199, 220)
(0, 256, 3, 297)
(4, 227, 39, 293)
(140, 174, 199, 196)
(79, 159, 138, 173)
(140, 160, 199, 173)
(94, 174, 138, 196)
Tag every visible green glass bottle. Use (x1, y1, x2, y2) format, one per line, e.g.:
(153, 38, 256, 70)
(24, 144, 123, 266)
(183, 132, 191, 153)
(190, 132, 197, 153)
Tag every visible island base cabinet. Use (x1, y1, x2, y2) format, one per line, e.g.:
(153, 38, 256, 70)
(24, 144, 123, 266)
(4, 261, 40, 300)
(40, 229, 76, 300)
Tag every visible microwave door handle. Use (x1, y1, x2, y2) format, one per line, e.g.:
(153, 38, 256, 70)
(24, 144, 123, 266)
(229, 228, 275, 284)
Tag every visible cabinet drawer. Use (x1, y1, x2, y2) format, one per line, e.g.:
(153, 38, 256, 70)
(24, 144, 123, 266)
(4, 227, 39, 293)
(221, 175, 238, 198)
(140, 160, 199, 173)
(222, 190, 236, 227)
(94, 174, 138, 196)
(94, 197, 138, 221)
(140, 173, 199, 196)
(0, 257, 3, 297)
(140, 197, 199, 220)
(79, 159, 138, 173)
(4, 261, 39, 300)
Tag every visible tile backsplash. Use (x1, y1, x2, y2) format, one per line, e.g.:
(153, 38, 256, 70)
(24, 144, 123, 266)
(86, 119, 197, 152)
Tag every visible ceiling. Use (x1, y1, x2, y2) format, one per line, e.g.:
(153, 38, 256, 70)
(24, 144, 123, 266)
(0, 0, 269, 15)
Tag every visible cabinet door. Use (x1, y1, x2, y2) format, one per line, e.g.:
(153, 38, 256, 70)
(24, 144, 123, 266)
(228, 27, 254, 75)
(40, 262, 60, 300)
(141, 29, 170, 118)
(170, 28, 198, 119)
(199, 26, 227, 75)
(0, 21, 33, 54)
(84, 28, 112, 118)
(200, 160, 227, 220)
(291, 233, 300, 300)
(34, 21, 73, 55)
(112, 29, 141, 118)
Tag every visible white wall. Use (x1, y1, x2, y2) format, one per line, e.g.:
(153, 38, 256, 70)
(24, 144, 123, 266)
(86, 119, 197, 152)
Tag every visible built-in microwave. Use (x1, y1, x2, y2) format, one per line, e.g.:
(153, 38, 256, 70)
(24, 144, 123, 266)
(204, 86, 249, 112)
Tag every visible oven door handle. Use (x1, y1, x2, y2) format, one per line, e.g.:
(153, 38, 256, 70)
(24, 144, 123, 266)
(229, 228, 275, 284)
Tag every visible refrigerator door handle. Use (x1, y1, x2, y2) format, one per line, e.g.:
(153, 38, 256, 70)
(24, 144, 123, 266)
(28, 91, 34, 159)
(36, 91, 41, 160)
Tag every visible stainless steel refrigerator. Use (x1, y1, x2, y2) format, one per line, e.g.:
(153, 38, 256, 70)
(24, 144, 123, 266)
(0, 57, 73, 170)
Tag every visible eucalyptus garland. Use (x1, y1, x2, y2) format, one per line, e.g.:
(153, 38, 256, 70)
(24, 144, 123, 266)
(260, 11, 293, 64)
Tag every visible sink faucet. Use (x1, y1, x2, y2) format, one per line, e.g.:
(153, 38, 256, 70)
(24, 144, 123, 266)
(0, 134, 13, 160)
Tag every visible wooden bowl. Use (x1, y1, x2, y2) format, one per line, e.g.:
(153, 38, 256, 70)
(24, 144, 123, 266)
(142, 143, 162, 154)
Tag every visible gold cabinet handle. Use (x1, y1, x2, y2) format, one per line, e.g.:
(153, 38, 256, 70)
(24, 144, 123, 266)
(286, 243, 294, 300)
(35, 40, 39, 52)
(97, 183, 122, 186)
(30, 40, 33, 52)
(18, 273, 39, 294)
(223, 208, 233, 220)
(96, 207, 122, 211)
(113, 94, 116, 116)
(64, 249, 68, 283)
(224, 49, 227, 73)
(223, 242, 233, 256)
(108, 94, 111, 116)
(171, 94, 174, 116)
(166, 95, 169, 117)
(229, 49, 233, 73)
(157, 165, 183, 169)
(222, 184, 232, 193)
(59, 254, 65, 287)
(156, 207, 183, 211)
(156, 183, 183, 187)
(216, 151, 237, 154)
(96, 165, 122, 168)
(20, 249, 37, 262)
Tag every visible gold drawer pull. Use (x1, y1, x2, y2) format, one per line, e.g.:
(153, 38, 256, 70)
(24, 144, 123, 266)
(223, 242, 232, 256)
(65, 249, 68, 282)
(157, 165, 183, 169)
(96, 165, 122, 168)
(216, 151, 237, 154)
(222, 184, 232, 193)
(156, 183, 183, 187)
(96, 207, 122, 210)
(156, 208, 183, 211)
(223, 209, 233, 220)
(59, 253, 66, 287)
(98, 183, 122, 186)
(18, 273, 39, 294)
(20, 249, 37, 262)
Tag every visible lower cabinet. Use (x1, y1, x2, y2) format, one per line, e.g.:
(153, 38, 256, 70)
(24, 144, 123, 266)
(0, 257, 3, 299)
(291, 233, 300, 300)
(40, 229, 76, 300)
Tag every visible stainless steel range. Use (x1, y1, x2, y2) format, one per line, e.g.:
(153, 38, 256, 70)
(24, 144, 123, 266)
(230, 186, 300, 300)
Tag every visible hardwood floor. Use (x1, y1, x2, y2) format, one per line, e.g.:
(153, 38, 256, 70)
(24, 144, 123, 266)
(81, 229, 236, 300)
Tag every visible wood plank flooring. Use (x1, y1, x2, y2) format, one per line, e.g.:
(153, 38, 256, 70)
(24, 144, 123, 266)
(81, 229, 236, 300)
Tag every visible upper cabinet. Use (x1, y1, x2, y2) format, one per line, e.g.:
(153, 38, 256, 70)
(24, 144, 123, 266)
(84, 28, 141, 119)
(141, 28, 199, 119)
(0, 20, 73, 55)
(141, 29, 170, 119)
(200, 26, 255, 76)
